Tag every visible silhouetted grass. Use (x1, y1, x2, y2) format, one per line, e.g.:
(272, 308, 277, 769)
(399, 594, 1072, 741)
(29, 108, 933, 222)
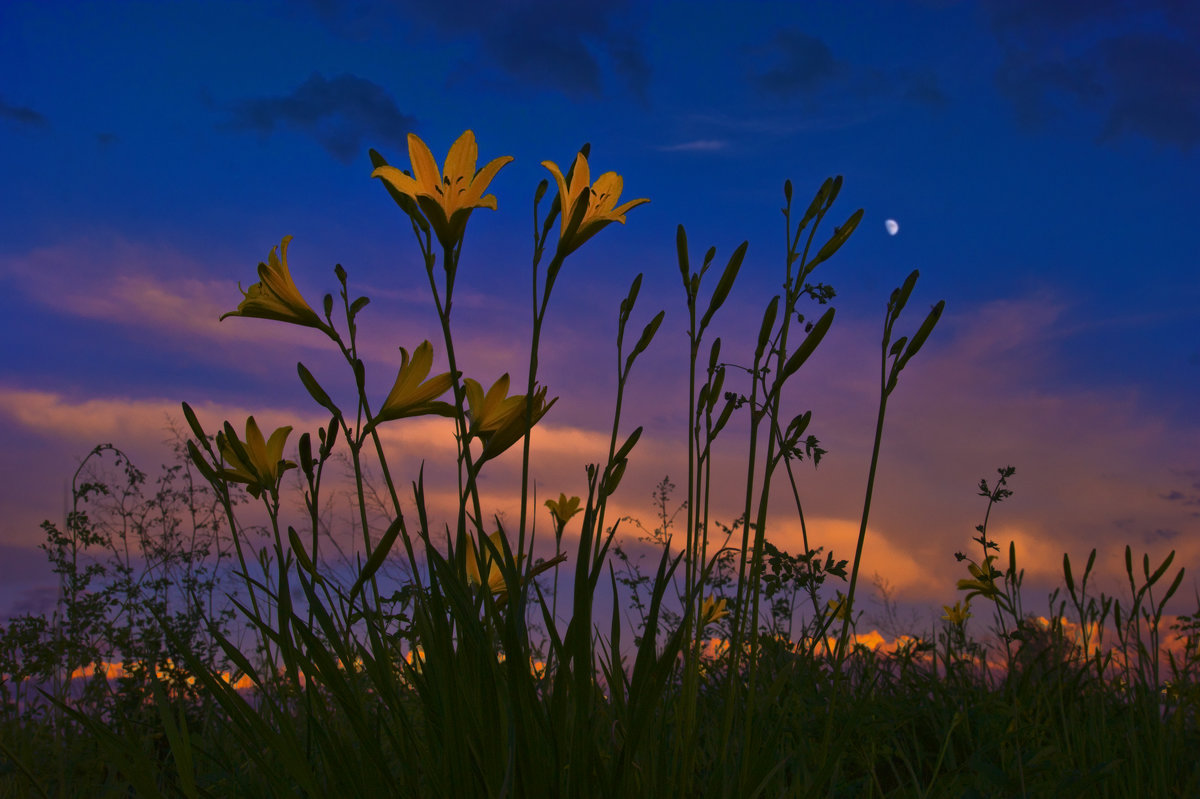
(1, 131, 1196, 797)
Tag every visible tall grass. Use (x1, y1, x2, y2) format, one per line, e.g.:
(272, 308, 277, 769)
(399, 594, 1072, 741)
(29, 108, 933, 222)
(1, 130, 1197, 797)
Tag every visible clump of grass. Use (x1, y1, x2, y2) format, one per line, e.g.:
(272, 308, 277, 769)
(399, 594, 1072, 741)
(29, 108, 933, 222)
(1, 129, 1196, 798)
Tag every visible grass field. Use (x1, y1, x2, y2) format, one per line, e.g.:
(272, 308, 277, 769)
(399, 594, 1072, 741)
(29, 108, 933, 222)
(1, 133, 1196, 797)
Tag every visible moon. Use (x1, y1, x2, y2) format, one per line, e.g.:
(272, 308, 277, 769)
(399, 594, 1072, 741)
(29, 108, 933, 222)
(885, 219, 899, 236)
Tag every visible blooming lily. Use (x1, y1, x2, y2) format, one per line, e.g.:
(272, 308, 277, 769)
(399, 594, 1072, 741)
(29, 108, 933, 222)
(465, 529, 565, 606)
(217, 416, 295, 499)
(372, 340, 458, 425)
(466, 530, 511, 598)
(700, 594, 729, 626)
(827, 591, 850, 622)
(371, 130, 513, 248)
(942, 599, 971, 626)
(221, 236, 325, 330)
(544, 493, 582, 527)
(957, 556, 1006, 600)
(463, 375, 557, 462)
(542, 151, 648, 255)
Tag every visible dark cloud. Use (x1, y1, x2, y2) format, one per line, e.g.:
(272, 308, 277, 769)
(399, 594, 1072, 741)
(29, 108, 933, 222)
(609, 35, 652, 105)
(431, 1, 651, 99)
(1097, 34, 1200, 149)
(227, 73, 414, 163)
(984, 0, 1200, 150)
(0, 97, 49, 128)
(752, 29, 838, 95)
(902, 69, 952, 109)
(994, 53, 1105, 127)
(480, 18, 605, 96)
(985, 0, 1128, 36)
(1143, 527, 1181, 542)
(308, 0, 651, 101)
(1159, 473, 1200, 508)
(748, 29, 951, 114)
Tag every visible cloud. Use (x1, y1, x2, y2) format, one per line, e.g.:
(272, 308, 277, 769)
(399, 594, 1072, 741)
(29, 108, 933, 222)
(745, 29, 950, 120)
(656, 139, 729, 152)
(312, 0, 651, 101)
(0, 235, 392, 372)
(984, 0, 1200, 149)
(1, 227, 1195, 622)
(984, 0, 1128, 33)
(0, 382, 630, 560)
(227, 73, 415, 163)
(1097, 34, 1200, 149)
(751, 29, 839, 96)
(0, 237, 288, 353)
(900, 68, 951, 108)
(0, 96, 49, 128)
(672, 290, 1200, 609)
(609, 34, 652, 104)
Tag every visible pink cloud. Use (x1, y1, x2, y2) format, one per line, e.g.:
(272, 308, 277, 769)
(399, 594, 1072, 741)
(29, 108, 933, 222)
(1, 271, 1195, 630)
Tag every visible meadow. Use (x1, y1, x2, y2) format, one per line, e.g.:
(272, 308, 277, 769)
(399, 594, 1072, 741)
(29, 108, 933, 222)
(1, 131, 1197, 798)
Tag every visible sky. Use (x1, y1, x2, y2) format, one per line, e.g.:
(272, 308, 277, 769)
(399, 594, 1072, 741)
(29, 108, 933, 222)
(1, 0, 1198, 639)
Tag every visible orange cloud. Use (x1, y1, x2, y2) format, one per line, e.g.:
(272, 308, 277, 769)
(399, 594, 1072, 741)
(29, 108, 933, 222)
(1, 246, 1197, 635)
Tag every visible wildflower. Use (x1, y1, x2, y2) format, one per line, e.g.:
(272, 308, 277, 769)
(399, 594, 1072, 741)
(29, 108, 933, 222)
(827, 591, 850, 621)
(542, 151, 648, 255)
(464, 375, 557, 462)
(217, 416, 295, 499)
(221, 236, 325, 330)
(403, 646, 425, 678)
(956, 555, 1015, 615)
(464, 374, 524, 434)
(371, 130, 513, 248)
(544, 493, 582, 527)
(942, 599, 971, 626)
(956, 557, 1003, 600)
(464, 529, 565, 606)
(372, 340, 458, 425)
(467, 531, 511, 598)
(700, 594, 729, 626)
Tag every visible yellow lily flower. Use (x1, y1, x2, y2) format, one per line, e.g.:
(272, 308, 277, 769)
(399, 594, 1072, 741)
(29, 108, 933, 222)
(957, 558, 1002, 599)
(542, 151, 648, 255)
(942, 599, 971, 626)
(463, 375, 557, 462)
(827, 592, 850, 621)
(465, 529, 567, 607)
(221, 236, 324, 330)
(371, 130, 513, 248)
(545, 493, 582, 526)
(216, 416, 296, 499)
(466, 530, 511, 598)
(700, 594, 729, 626)
(372, 340, 458, 424)
(464, 374, 525, 433)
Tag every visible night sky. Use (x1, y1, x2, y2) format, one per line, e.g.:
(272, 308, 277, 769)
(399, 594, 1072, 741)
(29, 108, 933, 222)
(1, 0, 1197, 632)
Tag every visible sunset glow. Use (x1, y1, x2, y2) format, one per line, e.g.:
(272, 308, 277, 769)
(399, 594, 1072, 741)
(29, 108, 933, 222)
(1, 3, 1198, 793)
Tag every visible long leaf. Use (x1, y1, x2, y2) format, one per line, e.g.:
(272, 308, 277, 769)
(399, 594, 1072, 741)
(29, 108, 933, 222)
(700, 240, 748, 331)
(779, 307, 836, 383)
(349, 514, 406, 604)
(297, 361, 343, 417)
(805, 207, 863, 271)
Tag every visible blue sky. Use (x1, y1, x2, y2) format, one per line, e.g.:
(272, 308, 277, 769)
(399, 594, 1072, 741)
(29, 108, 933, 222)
(1, 0, 1197, 630)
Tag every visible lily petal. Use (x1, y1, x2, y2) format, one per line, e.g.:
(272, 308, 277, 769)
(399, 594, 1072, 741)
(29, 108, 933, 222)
(374, 131, 512, 248)
(542, 151, 646, 256)
(407, 133, 441, 193)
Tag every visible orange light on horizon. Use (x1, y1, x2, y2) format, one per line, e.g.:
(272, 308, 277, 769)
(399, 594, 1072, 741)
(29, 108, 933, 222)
(58, 659, 255, 692)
